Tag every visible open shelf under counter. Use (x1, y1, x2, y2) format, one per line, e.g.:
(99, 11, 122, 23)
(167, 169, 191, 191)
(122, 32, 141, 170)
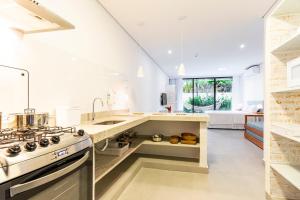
(94, 137, 201, 183)
(271, 164, 300, 190)
(137, 136, 200, 160)
(94, 138, 144, 183)
(271, 30, 300, 54)
(271, 87, 300, 93)
(271, 123, 300, 143)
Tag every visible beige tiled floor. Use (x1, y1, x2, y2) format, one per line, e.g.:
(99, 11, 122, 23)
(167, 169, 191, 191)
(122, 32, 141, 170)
(118, 129, 265, 200)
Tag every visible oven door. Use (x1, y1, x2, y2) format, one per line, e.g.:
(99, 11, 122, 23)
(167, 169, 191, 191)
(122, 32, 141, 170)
(0, 148, 93, 200)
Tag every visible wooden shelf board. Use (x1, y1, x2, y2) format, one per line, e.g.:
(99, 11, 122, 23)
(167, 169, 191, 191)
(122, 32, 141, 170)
(271, 87, 300, 93)
(94, 137, 200, 183)
(94, 138, 144, 183)
(271, 31, 300, 54)
(142, 139, 200, 148)
(271, 164, 300, 190)
(271, 123, 300, 143)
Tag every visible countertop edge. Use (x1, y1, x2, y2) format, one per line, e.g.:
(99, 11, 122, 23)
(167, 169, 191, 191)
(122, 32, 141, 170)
(78, 113, 209, 143)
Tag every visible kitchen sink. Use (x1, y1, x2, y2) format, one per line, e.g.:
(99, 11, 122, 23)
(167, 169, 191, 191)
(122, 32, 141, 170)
(93, 120, 125, 125)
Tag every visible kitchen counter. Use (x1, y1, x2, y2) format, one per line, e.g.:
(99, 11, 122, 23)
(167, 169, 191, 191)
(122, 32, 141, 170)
(85, 112, 209, 198)
(77, 113, 209, 143)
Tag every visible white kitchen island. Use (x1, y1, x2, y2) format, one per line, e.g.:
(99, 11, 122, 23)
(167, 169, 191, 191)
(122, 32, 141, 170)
(77, 112, 209, 200)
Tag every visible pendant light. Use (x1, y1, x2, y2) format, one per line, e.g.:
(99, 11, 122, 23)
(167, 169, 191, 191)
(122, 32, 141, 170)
(137, 66, 144, 78)
(177, 17, 186, 76)
(178, 64, 185, 76)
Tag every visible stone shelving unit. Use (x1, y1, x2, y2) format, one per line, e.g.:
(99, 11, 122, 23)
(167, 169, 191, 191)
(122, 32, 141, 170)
(265, 0, 300, 199)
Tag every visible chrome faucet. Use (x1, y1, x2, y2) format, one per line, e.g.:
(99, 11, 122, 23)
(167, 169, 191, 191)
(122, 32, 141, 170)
(92, 98, 104, 121)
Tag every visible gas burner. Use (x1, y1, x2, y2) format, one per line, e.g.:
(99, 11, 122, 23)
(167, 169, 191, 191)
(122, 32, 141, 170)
(15, 130, 43, 142)
(0, 129, 16, 137)
(62, 127, 76, 133)
(0, 128, 15, 134)
(0, 126, 79, 154)
(0, 129, 17, 145)
(17, 128, 31, 133)
(43, 127, 76, 136)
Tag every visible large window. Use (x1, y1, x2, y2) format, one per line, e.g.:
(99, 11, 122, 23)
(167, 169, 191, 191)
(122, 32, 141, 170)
(183, 77, 232, 113)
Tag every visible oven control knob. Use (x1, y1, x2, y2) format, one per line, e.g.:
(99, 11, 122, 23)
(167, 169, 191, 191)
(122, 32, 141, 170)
(39, 138, 49, 147)
(7, 145, 21, 155)
(77, 129, 85, 136)
(51, 136, 60, 144)
(25, 142, 37, 151)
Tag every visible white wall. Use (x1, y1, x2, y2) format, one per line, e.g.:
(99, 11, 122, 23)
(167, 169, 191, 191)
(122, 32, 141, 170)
(175, 79, 184, 111)
(241, 67, 264, 106)
(232, 75, 243, 110)
(0, 0, 168, 115)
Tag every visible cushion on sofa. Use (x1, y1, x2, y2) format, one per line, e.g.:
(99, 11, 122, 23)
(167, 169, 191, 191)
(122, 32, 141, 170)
(247, 121, 264, 132)
(246, 130, 263, 142)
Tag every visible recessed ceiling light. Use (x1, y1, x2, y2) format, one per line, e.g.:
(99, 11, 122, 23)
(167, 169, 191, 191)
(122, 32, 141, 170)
(218, 67, 226, 71)
(178, 16, 187, 21)
(137, 21, 145, 27)
(111, 72, 120, 76)
(240, 44, 246, 49)
(168, 50, 172, 55)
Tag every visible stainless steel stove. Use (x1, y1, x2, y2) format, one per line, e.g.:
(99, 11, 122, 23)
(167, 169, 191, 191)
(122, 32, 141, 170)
(0, 126, 93, 200)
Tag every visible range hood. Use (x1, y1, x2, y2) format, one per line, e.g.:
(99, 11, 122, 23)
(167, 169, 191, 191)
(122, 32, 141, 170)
(0, 0, 74, 34)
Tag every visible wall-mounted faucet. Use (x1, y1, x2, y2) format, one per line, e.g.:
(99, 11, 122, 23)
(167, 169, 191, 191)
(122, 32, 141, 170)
(92, 98, 104, 121)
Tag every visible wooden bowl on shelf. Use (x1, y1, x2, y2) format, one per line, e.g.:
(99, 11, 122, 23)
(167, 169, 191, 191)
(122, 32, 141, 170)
(181, 133, 196, 141)
(169, 135, 180, 144)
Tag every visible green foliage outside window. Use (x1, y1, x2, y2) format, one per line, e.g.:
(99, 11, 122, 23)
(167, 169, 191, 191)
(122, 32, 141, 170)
(182, 78, 232, 112)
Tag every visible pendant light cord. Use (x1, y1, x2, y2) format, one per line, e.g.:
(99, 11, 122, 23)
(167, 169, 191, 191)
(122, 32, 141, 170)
(177, 16, 186, 76)
(181, 29, 183, 63)
(180, 22, 183, 64)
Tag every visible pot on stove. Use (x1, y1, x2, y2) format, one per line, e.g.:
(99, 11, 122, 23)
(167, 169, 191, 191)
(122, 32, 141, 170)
(10, 108, 49, 128)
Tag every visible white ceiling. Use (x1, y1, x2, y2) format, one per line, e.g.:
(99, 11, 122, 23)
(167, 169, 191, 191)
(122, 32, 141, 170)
(98, 0, 277, 78)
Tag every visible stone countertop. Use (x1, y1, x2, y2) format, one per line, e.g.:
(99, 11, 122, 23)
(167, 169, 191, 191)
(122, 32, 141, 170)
(76, 113, 209, 143)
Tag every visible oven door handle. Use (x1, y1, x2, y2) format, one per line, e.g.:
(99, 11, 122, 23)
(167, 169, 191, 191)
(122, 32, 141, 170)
(10, 151, 89, 197)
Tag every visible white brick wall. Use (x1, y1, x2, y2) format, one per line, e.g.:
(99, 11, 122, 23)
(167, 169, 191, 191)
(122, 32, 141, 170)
(266, 12, 300, 199)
